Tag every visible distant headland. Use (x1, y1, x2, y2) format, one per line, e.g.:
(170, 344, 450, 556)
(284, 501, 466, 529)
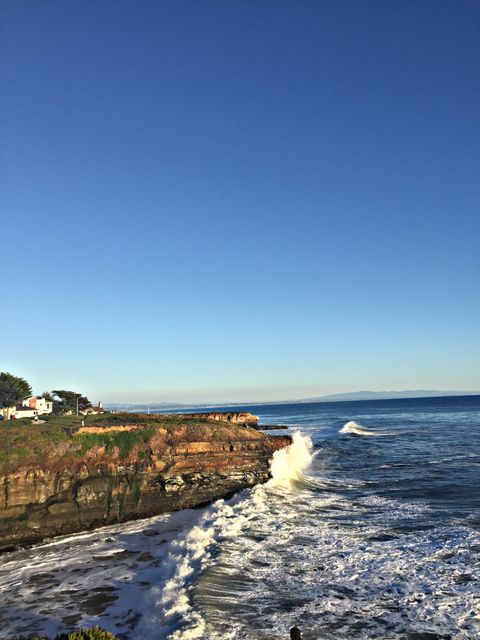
(105, 390, 479, 412)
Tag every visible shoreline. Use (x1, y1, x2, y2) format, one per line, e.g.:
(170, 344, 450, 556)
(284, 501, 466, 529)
(0, 412, 291, 551)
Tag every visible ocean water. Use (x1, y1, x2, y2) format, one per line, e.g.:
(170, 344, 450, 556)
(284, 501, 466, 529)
(0, 395, 479, 640)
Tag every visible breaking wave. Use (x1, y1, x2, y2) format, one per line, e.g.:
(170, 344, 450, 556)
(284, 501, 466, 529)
(138, 432, 315, 639)
(269, 431, 314, 485)
(340, 420, 392, 436)
(2, 393, 479, 640)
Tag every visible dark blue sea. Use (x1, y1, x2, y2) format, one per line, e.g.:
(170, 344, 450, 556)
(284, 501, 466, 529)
(1, 396, 479, 639)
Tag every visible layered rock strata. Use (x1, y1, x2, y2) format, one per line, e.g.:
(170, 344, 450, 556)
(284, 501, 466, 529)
(0, 417, 290, 551)
(163, 412, 260, 427)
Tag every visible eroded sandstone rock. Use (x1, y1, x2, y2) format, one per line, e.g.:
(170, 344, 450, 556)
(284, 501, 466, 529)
(0, 416, 290, 550)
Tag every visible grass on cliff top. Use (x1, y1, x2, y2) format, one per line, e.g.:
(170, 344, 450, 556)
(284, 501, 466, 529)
(0, 419, 72, 468)
(0, 412, 257, 471)
(75, 426, 157, 458)
(41, 412, 249, 441)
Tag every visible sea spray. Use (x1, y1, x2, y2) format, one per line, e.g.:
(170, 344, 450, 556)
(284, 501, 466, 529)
(147, 432, 314, 639)
(136, 503, 235, 639)
(1, 399, 478, 640)
(0, 433, 315, 640)
(269, 431, 314, 485)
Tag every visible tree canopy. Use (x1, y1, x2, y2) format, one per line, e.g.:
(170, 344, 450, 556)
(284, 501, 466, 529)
(51, 390, 92, 415)
(0, 372, 32, 417)
(0, 375, 93, 418)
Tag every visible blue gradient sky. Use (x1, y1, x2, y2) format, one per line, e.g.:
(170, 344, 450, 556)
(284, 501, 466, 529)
(1, 1, 479, 403)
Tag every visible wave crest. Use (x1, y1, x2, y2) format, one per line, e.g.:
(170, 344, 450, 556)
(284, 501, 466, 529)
(269, 431, 313, 485)
(340, 420, 391, 436)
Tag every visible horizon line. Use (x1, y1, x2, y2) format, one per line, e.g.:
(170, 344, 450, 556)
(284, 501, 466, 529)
(103, 390, 480, 408)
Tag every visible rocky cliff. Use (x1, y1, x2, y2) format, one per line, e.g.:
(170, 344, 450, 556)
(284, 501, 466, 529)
(0, 413, 290, 551)
(166, 411, 260, 427)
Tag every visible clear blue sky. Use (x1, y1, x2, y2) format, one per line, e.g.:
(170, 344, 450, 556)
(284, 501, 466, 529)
(1, 1, 479, 403)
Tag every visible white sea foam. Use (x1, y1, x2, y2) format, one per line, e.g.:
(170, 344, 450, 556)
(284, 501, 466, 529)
(190, 492, 480, 640)
(340, 420, 392, 436)
(133, 433, 315, 638)
(269, 431, 314, 486)
(1, 430, 478, 640)
(0, 434, 314, 640)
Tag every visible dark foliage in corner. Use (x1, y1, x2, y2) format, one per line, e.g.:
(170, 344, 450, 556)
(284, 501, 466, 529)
(0, 372, 32, 417)
(14, 625, 119, 639)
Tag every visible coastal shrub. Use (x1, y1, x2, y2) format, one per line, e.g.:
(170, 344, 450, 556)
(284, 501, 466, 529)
(87, 412, 172, 426)
(0, 411, 248, 472)
(76, 426, 156, 458)
(57, 627, 119, 640)
(14, 627, 119, 640)
(0, 421, 71, 471)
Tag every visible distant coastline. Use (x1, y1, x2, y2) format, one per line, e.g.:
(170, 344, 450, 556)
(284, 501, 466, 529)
(299, 389, 480, 403)
(106, 391, 480, 413)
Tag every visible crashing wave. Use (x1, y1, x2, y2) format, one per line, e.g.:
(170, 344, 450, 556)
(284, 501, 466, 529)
(139, 431, 315, 638)
(339, 420, 391, 436)
(269, 431, 314, 485)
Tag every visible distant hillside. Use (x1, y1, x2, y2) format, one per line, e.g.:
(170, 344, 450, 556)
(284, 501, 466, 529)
(105, 402, 188, 411)
(105, 390, 480, 412)
(299, 390, 479, 403)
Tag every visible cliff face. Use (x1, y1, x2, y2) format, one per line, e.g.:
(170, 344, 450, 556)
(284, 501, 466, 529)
(0, 416, 290, 551)
(168, 411, 260, 427)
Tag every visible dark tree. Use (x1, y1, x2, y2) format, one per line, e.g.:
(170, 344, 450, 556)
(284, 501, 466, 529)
(51, 390, 92, 415)
(0, 372, 32, 418)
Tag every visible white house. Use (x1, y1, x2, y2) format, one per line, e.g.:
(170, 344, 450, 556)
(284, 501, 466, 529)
(9, 396, 54, 420)
(11, 406, 41, 419)
(22, 396, 53, 414)
(80, 401, 104, 416)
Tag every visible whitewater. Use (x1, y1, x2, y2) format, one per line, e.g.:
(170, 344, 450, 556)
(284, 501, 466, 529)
(0, 396, 479, 639)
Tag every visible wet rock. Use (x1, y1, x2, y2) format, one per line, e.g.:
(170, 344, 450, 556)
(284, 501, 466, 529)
(79, 592, 119, 616)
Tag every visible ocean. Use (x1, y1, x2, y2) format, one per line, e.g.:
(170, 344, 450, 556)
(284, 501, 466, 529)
(0, 395, 479, 639)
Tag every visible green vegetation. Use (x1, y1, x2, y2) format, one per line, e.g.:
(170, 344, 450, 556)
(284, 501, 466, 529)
(0, 413, 240, 472)
(36, 414, 87, 428)
(14, 626, 119, 639)
(0, 416, 156, 470)
(0, 372, 92, 418)
(50, 390, 92, 415)
(0, 410, 254, 472)
(0, 372, 32, 419)
(0, 419, 71, 469)
(75, 426, 156, 458)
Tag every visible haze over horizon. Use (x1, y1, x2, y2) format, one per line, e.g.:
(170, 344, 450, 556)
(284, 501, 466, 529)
(2, 1, 479, 403)
(104, 389, 480, 409)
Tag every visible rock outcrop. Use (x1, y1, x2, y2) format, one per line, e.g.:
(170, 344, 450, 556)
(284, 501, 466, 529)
(169, 411, 260, 427)
(0, 414, 290, 551)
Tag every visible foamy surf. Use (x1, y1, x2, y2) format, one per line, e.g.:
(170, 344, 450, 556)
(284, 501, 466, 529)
(138, 432, 314, 639)
(0, 433, 314, 640)
(340, 420, 392, 436)
(269, 431, 314, 486)
(2, 400, 478, 640)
